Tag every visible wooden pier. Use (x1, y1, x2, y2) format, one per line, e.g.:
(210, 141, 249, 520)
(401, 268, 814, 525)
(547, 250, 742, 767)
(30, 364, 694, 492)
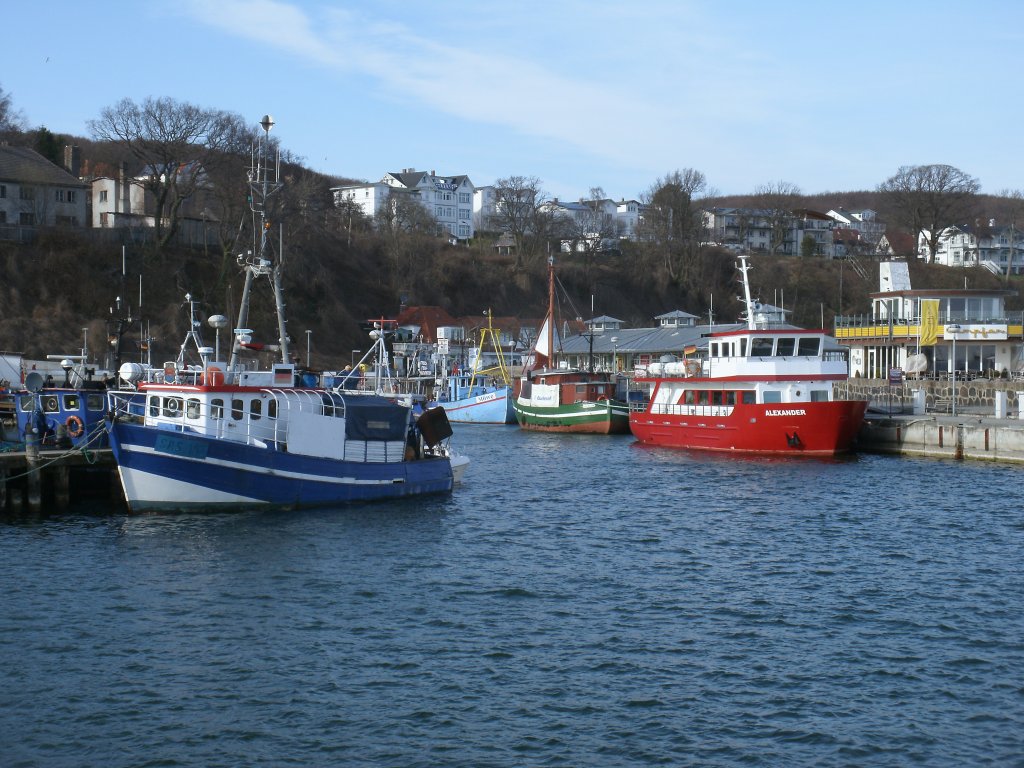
(0, 438, 120, 513)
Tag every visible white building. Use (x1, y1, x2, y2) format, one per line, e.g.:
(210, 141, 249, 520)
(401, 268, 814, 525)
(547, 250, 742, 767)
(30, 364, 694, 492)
(332, 168, 476, 241)
(90, 164, 148, 228)
(826, 208, 885, 246)
(919, 224, 1024, 275)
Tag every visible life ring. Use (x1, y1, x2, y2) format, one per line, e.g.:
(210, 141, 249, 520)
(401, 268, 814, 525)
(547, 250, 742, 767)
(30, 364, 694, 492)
(596, 395, 608, 401)
(201, 366, 225, 386)
(66, 415, 84, 438)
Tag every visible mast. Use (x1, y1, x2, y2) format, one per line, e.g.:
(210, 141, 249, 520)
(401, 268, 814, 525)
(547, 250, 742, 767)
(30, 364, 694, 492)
(229, 114, 286, 372)
(738, 254, 756, 330)
(546, 254, 555, 368)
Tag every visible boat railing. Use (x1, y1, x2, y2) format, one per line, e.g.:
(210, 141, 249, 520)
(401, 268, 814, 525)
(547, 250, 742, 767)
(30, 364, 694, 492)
(649, 402, 735, 418)
(108, 387, 346, 449)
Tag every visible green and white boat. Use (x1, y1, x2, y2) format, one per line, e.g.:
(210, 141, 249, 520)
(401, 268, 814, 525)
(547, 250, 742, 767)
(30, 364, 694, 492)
(513, 257, 630, 435)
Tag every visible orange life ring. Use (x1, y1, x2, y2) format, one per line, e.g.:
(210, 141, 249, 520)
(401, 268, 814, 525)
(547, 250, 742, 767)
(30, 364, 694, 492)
(201, 366, 225, 386)
(66, 415, 84, 438)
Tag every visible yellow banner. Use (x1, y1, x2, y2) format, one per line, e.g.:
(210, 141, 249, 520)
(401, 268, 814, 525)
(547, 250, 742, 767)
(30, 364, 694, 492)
(920, 299, 939, 346)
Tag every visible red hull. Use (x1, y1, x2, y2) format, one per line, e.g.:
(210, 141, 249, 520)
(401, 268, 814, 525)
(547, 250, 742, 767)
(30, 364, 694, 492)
(629, 400, 867, 456)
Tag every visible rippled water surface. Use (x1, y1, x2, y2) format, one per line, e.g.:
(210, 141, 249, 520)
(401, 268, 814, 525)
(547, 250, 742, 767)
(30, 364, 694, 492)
(1, 427, 1022, 766)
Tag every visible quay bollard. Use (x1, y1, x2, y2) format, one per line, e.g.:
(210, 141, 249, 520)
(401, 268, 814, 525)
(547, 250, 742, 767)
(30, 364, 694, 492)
(911, 388, 926, 415)
(995, 391, 1008, 419)
(25, 429, 41, 513)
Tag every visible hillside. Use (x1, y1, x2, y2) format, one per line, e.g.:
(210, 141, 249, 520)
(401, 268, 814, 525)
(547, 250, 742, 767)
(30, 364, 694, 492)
(1, 230, 1022, 370)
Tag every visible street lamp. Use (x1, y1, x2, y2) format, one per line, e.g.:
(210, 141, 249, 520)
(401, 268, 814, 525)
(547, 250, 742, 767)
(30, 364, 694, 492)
(610, 336, 619, 372)
(947, 323, 961, 416)
(305, 329, 312, 367)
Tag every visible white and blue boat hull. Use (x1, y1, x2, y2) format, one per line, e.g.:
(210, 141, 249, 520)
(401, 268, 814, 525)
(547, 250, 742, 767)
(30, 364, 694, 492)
(108, 421, 454, 513)
(439, 386, 515, 424)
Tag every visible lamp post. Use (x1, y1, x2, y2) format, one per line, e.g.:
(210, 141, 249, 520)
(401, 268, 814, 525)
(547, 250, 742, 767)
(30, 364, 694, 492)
(305, 329, 312, 367)
(947, 323, 961, 416)
(610, 336, 619, 372)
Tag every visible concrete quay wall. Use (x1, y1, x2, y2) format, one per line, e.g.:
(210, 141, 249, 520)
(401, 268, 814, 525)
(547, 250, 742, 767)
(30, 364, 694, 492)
(859, 415, 1024, 463)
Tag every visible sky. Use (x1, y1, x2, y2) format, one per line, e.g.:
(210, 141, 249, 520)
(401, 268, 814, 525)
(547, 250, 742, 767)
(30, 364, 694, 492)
(6, 1, 1024, 202)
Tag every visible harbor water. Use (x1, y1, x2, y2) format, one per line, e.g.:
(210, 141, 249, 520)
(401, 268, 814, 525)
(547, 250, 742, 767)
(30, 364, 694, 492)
(1, 427, 1022, 767)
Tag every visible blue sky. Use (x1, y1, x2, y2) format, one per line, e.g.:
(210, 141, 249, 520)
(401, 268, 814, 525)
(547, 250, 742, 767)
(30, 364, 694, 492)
(6, 1, 1023, 201)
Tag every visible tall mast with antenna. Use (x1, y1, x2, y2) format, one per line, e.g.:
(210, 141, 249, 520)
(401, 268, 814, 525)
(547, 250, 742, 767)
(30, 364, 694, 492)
(738, 255, 757, 330)
(230, 114, 287, 371)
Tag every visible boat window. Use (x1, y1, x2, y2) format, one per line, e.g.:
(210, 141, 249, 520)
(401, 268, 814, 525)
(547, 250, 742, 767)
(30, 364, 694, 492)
(231, 399, 244, 420)
(86, 394, 104, 411)
(683, 390, 695, 405)
(163, 397, 183, 418)
(810, 390, 830, 402)
(710, 342, 720, 357)
(211, 398, 224, 419)
(750, 337, 774, 357)
(62, 394, 80, 410)
(149, 395, 160, 417)
(250, 399, 262, 421)
(725, 391, 736, 406)
(186, 398, 201, 419)
(268, 399, 277, 419)
(739, 338, 747, 356)
(762, 391, 782, 403)
(19, 396, 34, 412)
(775, 338, 795, 356)
(698, 390, 709, 405)
(797, 337, 821, 356)
(711, 391, 723, 405)
(741, 391, 755, 405)
(42, 395, 59, 413)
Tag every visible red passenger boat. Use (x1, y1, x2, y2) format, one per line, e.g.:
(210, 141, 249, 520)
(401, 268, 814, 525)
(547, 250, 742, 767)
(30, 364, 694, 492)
(629, 256, 867, 456)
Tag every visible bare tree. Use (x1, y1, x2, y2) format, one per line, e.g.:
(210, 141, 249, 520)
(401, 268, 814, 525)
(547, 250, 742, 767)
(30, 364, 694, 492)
(637, 169, 710, 283)
(0, 83, 26, 139)
(753, 181, 802, 254)
(558, 187, 622, 278)
(487, 175, 548, 270)
(877, 164, 980, 263)
(89, 97, 252, 249)
(996, 189, 1024, 281)
(374, 192, 442, 293)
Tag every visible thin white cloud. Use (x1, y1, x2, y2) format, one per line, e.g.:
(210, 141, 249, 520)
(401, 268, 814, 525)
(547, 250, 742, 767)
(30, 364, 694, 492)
(179, 0, 766, 172)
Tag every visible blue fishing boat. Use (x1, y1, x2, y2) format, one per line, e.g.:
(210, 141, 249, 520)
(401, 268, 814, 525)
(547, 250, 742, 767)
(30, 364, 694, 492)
(1, 359, 111, 451)
(105, 115, 464, 513)
(435, 310, 516, 424)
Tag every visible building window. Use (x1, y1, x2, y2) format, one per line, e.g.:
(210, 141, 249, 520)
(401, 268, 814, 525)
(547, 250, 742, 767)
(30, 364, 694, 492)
(55, 190, 65, 202)
(19, 187, 34, 201)
(0, 184, 5, 198)
(19, 212, 34, 225)
(68, 190, 77, 203)
(0, 212, 6, 224)
(99, 190, 108, 203)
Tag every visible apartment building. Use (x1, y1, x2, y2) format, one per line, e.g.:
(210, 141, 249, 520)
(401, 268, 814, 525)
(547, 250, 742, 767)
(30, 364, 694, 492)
(332, 169, 476, 241)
